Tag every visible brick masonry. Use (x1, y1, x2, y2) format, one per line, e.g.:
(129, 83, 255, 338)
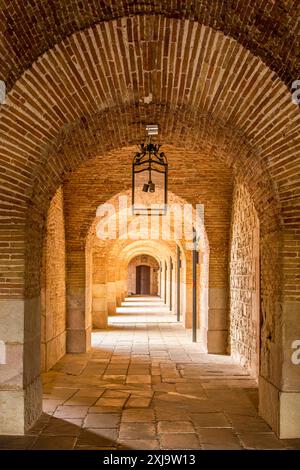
(40, 188, 66, 372)
(230, 184, 260, 376)
(0, 1, 299, 91)
(0, 9, 299, 437)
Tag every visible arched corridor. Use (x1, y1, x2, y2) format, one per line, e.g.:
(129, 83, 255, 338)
(1, 1, 300, 451)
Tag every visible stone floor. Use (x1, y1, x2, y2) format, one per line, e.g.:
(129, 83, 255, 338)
(1, 297, 300, 450)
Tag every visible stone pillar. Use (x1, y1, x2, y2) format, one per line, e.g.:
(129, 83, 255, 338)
(207, 288, 228, 354)
(199, 251, 209, 352)
(116, 280, 123, 307)
(92, 284, 108, 328)
(92, 252, 107, 329)
(161, 261, 167, 304)
(259, 300, 300, 438)
(258, 228, 300, 438)
(67, 249, 91, 353)
(0, 298, 42, 435)
(106, 266, 117, 315)
(184, 251, 193, 329)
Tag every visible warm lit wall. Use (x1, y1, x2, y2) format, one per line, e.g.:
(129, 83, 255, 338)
(92, 251, 107, 328)
(230, 183, 260, 377)
(40, 188, 66, 372)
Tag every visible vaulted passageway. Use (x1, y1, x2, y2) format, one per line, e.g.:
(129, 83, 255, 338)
(1, 2, 300, 447)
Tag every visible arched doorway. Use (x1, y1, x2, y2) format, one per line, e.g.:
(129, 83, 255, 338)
(128, 255, 159, 296)
(136, 265, 150, 294)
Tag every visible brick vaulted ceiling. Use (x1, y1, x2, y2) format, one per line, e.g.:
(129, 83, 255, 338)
(0, 0, 300, 91)
(1, 15, 299, 230)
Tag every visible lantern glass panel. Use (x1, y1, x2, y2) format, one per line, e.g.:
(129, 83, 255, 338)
(133, 169, 167, 215)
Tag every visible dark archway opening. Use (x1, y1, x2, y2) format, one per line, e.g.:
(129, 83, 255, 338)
(136, 265, 151, 295)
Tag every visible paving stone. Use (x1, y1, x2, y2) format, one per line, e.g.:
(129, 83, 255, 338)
(238, 432, 288, 450)
(84, 413, 120, 428)
(42, 417, 82, 436)
(0, 436, 37, 450)
(227, 414, 271, 432)
(191, 412, 231, 428)
(126, 375, 152, 384)
(89, 406, 124, 413)
(73, 389, 105, 398)
(119, 423, 156, 440)
(64, 397, 98, 406)
(31, 436, 76, 450)
(197, 428, 242, 449)
(160, 433, 200, 450)
(118, 439, 160, 450)
(95, 398, 127, 407)
(125, 397, 152, 408)
(53, 406, 89, 419)
(77, 428, 118, 447)
(102, 390, 130, 398)
(43, 399, 62, 413)
(158, 421, 194, 433)
(121, 409, 155, 423)
(155, 408, 189, 421)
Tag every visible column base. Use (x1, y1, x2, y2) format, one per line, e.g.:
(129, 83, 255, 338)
(67, 326, 91, 353)
(0, 377, 42, 435)
(259, 376, 300, 439)
(93, 311, 108, 329)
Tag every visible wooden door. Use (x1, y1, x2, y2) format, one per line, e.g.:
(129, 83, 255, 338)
(136, 265, 151, 294)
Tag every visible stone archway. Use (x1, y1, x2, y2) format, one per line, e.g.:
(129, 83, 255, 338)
(0, 14, 299, 439)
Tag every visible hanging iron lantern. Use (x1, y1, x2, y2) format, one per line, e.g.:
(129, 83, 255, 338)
(132, 125, 168, 215)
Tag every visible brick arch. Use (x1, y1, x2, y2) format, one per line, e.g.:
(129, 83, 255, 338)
(90, 236, 179, 327)
(2, 16, 298, 235)
(1, 14, 300, 437)
(3, 17, 299, 233)
(0, 2, 299, 91)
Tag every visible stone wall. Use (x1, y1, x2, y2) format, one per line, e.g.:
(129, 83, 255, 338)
(230, 183, 260, 376)
(40, 188, 66, 372)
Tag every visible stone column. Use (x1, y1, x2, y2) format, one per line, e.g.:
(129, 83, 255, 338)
(184, 251, 193, 329)
(66, 249, 91, 353)
(0, 220, 42, 434)
(258, 229, 300, 438)
(161, 262, 167, 304)
(199, 251, 209, 351)
(106, 266, 117, 315)
(92, 252, 108, 329)
(0, 298, 42, 435)
(259, 300, 300, 439)
(207, 288, 228, 353)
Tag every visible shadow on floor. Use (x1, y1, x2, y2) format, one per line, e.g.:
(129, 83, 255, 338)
(0, 414, 131, 450)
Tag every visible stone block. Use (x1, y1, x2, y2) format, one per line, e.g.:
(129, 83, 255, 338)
(92, 284, 106, 297)
(93, 311, 108, 329)
(0, 300, 24, 342)
(207, 330, 227, 354)
(208, 308, 228, 330)
(0, 343, 23, 387)
(67, 327, 91, 353)
(258, 376, 279, 435)
(279, 392, 300, 439)
(209, 288, 228, 309)
(0, 390, 25, 435)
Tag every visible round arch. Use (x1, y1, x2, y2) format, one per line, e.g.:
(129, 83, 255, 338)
(0, 14, 299, 438)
